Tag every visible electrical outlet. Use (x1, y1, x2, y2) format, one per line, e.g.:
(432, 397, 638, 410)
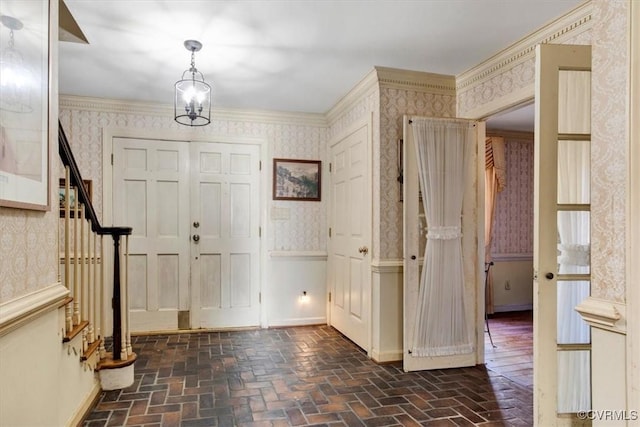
(505, 280, 511, 290)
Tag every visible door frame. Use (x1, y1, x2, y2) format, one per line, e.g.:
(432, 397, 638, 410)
(327, 115, 373, 354)
(102, 128, 269, 329)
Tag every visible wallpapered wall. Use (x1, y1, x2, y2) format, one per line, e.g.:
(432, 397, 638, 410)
(0, 207, 59, 303)
(490, 135, 534, 257)
(590, 0, 628, 302)
(379, 88, 456, 260)
(459, 0, 629, 302)
(58, 103, 328, 253)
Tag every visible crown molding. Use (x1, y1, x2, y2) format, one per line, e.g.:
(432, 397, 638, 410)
(376, 66, 455, 95)
(326, 67, 456, 125)
(456, 0, 592, 92)
(326, 68, 379, 125)
(59, 95, 328, 127)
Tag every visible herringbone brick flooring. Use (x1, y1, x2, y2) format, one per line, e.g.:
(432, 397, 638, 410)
(84, 322, 532, 426)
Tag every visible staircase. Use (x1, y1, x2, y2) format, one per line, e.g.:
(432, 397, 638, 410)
(58, 122, 136, 388)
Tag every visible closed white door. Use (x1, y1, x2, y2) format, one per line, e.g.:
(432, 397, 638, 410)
(113, 137, 261, 331)
(329, 123, 371, 352)
(190, 142, 261, 329)
(113, 137, 190, 331)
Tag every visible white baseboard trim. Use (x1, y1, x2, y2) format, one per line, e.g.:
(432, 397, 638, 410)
(0, 282, 68, 337)
(493, 303, 533, 313)
(269, 251, 328, 261)
(66, 381, 101, 427)
(268, 317, 327, 328)
(370, 349, 403, 363)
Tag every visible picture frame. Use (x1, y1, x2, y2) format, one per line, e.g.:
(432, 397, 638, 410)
(273, 158, 321, 201)
(0, 0, 52, 210)
(59, 178, 92, 218)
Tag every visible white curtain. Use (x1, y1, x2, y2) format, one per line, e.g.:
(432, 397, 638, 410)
(410, 118, 474, 357)
(484, 136, 506, 314)
(557, 70, 591, 412)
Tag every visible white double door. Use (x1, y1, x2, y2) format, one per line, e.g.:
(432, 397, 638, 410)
(113, 137, 261, 332)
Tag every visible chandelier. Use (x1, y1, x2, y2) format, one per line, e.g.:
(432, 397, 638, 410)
(0, 15, 31, 113)
(174, 40, 211, 126)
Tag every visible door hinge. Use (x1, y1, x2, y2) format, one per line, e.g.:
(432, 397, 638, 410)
(328, 292, 332, 302)
(329, 227, 332, 238)
(329, 163, 332, 172)
(259, 292, 262, 303)
(258, 226, 262, 237)
(111, 153, 114, 165)
(259, 160, 262, 171)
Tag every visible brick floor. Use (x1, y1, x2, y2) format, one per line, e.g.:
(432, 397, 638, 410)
(84, 325, 532, 426)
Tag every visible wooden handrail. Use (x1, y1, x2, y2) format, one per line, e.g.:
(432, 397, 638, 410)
(59, 121, 133, 362)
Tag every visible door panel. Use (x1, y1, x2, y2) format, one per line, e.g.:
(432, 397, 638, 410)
(113, 138, 190, 331)
(191, 142, 261, 329)
(534, 43, 592, 423)
(402, 116, 483, 372)
(329, 123, 371, 352)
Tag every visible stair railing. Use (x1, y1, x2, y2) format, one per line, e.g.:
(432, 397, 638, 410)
(58, 122, 134, 367)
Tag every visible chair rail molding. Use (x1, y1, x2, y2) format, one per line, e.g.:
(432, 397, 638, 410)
(0, 282, 69, 337)
(575, 296, 626, 334)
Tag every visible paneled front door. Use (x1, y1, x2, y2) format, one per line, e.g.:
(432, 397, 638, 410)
(113, 137, 262, 332)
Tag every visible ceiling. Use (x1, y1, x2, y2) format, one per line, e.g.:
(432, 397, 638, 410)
(59, 0, 582, 129)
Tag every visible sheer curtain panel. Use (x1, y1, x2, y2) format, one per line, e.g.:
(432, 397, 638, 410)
(410, 118, 475, 357)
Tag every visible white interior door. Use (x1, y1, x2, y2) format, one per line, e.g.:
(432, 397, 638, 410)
(113, 137, 262, 332)
(190, 142, 261, 329)
(113, 137, 190, 332)
(329, 122, 371, 352)
(402, 116, 485, 371)
(534, 43, 592, 425)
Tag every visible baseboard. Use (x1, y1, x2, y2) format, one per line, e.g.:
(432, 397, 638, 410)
(66, 381, 101, 427)
(267, 317, 327, 327)
(493, 303, 533, 313)
(371, 349, 403, 363)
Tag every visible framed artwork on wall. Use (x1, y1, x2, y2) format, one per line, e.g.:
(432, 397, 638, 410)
(0, 0, 52, 210)
(59, 178, 92, 218)
(273, 158, 321, 201)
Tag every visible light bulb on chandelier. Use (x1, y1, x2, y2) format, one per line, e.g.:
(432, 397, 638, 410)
(174, 40, 211, 126)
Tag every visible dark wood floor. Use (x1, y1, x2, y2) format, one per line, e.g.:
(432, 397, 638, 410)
(484, 311, 533, 388)
(84, 313, 533, 426)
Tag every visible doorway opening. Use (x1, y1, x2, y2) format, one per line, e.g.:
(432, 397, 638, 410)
(483, 102, 534, 388)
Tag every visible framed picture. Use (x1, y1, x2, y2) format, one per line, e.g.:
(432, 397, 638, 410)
(0, 0, 52, 210)
(59, 178, 92, 217)
(273, 158, 321, 201)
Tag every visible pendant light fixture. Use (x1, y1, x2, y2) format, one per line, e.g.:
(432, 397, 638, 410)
(174, 40, 211, 126)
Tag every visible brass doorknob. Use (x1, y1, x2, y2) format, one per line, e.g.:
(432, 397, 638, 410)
(358, 246, 369, 255)
(193, 234, 200, 242)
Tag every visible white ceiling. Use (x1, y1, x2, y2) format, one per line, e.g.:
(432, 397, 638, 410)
(59, 0, 582, 128)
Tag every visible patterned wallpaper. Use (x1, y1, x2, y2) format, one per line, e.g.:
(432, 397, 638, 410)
(379, 88, 456, 260)
(590, 0, 628, 302)
(59, 102, 328, 253)
(0, 206, 59, 303)
(458, 0, 629, 302)
(490, 135, 534, 257)
(3, 1, 629, 306)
